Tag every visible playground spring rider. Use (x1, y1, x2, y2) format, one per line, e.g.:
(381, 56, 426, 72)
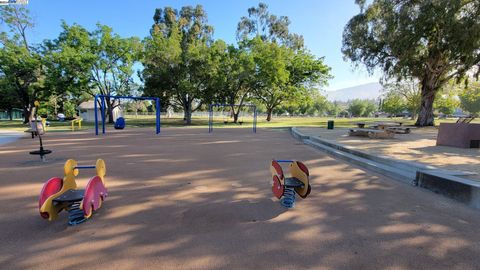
(38, 159, 107, 225)
(29, 101, 52, 161)
(270, 160, 311, 208)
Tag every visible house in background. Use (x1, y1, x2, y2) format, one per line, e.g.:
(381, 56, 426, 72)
(78, 101, 123, 122)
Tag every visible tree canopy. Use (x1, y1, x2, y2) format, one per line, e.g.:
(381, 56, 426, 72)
(142, 5, 216, 124)
(343, 0, 480, 126)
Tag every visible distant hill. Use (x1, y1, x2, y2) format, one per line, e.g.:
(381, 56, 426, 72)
(326, 82, 383, 102)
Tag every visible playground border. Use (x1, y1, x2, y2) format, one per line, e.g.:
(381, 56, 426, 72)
(290, 127, 480, 210)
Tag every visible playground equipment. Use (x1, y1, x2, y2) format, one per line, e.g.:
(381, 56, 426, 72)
(270, 160, 311, 208)
(71, 118, 83, 131)
(208, 104, 257, 133)
(38, 159, 107, 225)
(114, 117, 125, 129)
(94, 95, 160, 135)
(26, 117, 47, 138)
(29, 101, 52, 161)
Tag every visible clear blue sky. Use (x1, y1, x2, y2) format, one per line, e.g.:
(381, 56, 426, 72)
(24, 0, 381, 91)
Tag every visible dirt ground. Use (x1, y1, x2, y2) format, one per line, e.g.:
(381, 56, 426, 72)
(1, 127, 480, 270)
(298, 127, 480, 180)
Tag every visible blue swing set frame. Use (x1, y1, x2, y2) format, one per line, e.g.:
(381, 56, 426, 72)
(94, 94, 161, 135)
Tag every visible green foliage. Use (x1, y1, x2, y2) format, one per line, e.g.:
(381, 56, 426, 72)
(236, 2, 304, 50)
(208, 42, 256, 122)
(48, 23, 142, 123)
(348, 99, 377, 117)
(249, 37, 331, 121)
(459, 81, 480, 116)
(42, 22, 95, 100)
(142, 5, 215, 124)
(342, 0, 480, 126)
(434, 93, 459, 116)
(0, 6, 43, 123)
(382, 80, 421, 119)
(382, 92, 405, 116)
(63, 101, 76, 118)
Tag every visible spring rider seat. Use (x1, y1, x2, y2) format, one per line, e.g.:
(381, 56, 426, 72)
(270, 160, 311, 208)
(38, 159, 107, 225)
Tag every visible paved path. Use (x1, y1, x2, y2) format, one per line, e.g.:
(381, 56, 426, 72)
(0, 130, 24, 146)
(298, 127, 480, 181)
(0, 128, 479, 269)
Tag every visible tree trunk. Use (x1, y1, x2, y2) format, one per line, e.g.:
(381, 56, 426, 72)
(183, 102, 192, 125)
(415, 75, 439, 126)
(233, 112, 239, 123)
(266, 108, 273, 122)
(23, 107, 30, 124)
(8, 109, 13, 121)
(107, 105, 114, 124)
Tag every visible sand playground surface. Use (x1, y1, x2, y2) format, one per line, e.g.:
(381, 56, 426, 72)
(1, 128, 480, 269)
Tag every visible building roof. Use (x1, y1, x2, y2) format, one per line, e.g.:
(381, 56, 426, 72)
(78, 101, 96, 109)
(78, 100, 121, 110)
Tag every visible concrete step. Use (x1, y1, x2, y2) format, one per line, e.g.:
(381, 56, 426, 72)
(308, 135, 436, 174)
(292, 127, 480, 210)
(303, 139, 416, 184)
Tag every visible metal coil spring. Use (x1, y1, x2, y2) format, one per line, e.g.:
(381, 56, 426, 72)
(280, 187, 296, 208)
(67, 202, 87, 226)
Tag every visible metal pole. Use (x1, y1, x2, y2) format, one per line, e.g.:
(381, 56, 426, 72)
(208, 104, 212, 133)
(74, 165, 96, 169)
(275, 160, 293, 163)
(94, 95, 98, 135)
(156, 98, 160, 134)
(253, 106, 257, 133)
(101, 96, 106, 134)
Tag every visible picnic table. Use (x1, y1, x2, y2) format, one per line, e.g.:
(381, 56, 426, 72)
(348, 128, 395, 139)
(356, 122, 366, 128)
(386, 126, 416, 134)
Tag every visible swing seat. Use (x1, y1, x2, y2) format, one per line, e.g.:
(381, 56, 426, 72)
(114, 117, 125, 129)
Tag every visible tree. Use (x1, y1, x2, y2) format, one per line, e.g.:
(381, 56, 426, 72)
(342, 0, 480, 126)
(327, 101, 342, 117)
(250, 37, 331, 121)
(142, 5, 215, 124)
(363, 100, 377, 117)
(435, 92, 459, 116)
(459, 80, 480, 117)
(209, 41, 255, 123)
(348, 99, 376, 117)
(348, 99, 365, 117)
(48, 23, 141, 123)
(382, 79, 421, 119)
(89, 24, 142, 123)
(0, 78, 21, 120)
(42, 22, 95, 115)
(236, 2, 304, 50)
(0, 6, 43, 123)
(382, 92, 406, 116)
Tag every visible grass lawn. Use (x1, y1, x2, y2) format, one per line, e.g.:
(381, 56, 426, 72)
(1, 115, 475, 132)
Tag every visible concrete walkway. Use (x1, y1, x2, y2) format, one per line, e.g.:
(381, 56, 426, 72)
(298, 127, 480, 181)
(0, 130, 24, 146)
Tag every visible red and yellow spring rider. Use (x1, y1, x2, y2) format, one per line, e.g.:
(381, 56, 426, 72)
(270, 160, 311, 208)
(38, 159, 107, 225)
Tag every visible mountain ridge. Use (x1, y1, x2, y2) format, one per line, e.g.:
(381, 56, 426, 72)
(326, 82, 383, 102)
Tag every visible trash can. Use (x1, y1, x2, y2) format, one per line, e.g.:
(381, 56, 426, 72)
(327, 120, 334, 130)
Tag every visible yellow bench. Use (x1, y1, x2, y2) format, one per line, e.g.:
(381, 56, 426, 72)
(71, 118, 83, 131)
